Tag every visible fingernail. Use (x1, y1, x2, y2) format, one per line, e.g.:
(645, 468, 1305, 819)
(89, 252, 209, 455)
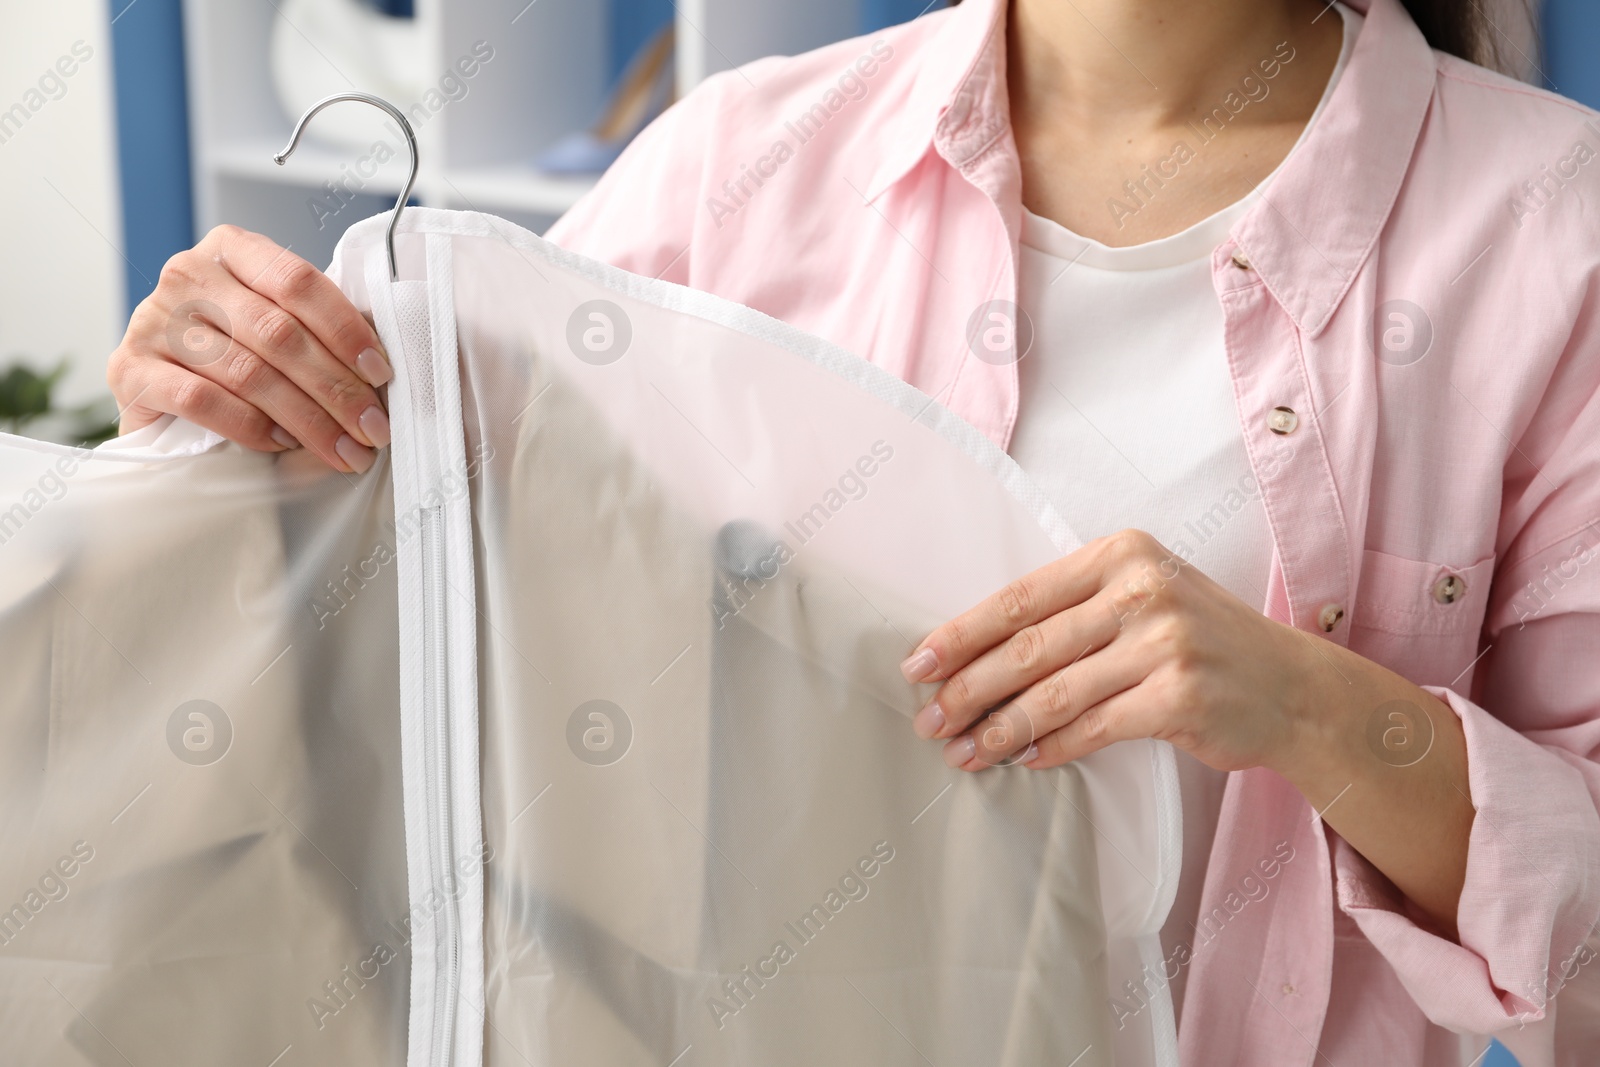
(336, 434, 375, 474)
(270, 425, 300, 450)
(358, 405, 391, 448)
(913, 701, 946, 740)
(356, 347, 392, 387)
(1018, 744, 1039, 766)
(942, 735, 976, 769)
(901, 647, 938, 683)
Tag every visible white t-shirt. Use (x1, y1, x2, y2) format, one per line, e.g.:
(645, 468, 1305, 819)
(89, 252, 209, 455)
(1006, 2, 1361, 1021)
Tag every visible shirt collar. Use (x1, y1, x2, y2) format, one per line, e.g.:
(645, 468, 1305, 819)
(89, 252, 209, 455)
(865, 0, 1012, 201)
(1231, 0, 1436, 336)
(866, 0, 1438, 338)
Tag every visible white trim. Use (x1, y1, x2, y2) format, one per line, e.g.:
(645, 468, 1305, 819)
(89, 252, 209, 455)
(350, 206, 1081, 550)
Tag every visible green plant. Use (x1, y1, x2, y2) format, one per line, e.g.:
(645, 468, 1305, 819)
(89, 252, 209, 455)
(0, 359, 120, 446)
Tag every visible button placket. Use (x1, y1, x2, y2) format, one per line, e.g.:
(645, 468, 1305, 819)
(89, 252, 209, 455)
(1215, 254, 1352, 648)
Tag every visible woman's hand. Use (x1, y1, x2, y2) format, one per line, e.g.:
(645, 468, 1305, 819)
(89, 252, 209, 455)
(107, 225, 392, 473)
(901, 528, 1474, 935)
(900, 528, 1328, 773)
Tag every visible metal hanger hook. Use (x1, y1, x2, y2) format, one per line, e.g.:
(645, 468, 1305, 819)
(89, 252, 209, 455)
(274, 92, 418, 281)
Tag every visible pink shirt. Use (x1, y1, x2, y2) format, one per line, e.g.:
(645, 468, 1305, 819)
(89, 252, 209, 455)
(547, 0, 1600, 1062)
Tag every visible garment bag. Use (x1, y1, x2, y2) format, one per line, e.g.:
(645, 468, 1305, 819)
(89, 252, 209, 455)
(0, 206, 1182, 1067)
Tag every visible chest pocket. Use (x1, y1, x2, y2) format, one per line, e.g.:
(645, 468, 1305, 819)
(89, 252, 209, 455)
(1348, 547, 1496, 691)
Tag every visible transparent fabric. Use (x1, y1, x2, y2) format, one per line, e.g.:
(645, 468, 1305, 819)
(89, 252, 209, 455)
(0, 426, 411, 1065)
(0, 207, 1181, 1066)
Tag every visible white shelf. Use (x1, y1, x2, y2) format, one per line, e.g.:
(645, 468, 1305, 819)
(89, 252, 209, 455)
(183, 0, 866, 258)
(205, 135, 597, 219)
(433, 165, 596, 217)
(207, 134, 410, 193)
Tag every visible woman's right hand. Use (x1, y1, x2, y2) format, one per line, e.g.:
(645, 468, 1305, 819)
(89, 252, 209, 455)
(107, 225, 393, 473)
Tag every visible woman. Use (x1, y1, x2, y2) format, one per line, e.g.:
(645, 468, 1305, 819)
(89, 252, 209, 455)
(108, 0, 1600, 1063)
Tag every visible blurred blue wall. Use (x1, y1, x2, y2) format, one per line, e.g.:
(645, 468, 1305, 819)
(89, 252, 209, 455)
(863, 0, 944, 32)
(613, 0, 674, 79)
(1545, 0, 1600, 105)
(1486, 1039, 1520, 1065)
(108, 0, 194, 315)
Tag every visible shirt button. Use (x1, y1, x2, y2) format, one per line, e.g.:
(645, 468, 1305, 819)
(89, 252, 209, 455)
(1318, 603, 1345, 632)
(1231, 249, 1253, 270)
(1433, 573, 1466, 604)
(1268, 406, 1299, 435)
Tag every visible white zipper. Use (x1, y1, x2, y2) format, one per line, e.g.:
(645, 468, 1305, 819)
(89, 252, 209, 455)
(364, 237, 485, 1067)
(420, 504, 459, 1065)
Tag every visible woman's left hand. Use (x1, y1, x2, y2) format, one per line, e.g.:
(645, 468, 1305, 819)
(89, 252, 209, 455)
(902, 531, 1472, 940)
(902, 528, 1355, 776)
(902, 528, 1475, 937)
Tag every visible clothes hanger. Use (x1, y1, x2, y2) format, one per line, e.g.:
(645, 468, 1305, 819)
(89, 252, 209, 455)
(273, 91, 417, 281)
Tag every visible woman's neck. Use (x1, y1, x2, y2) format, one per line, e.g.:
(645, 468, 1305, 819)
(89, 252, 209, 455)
(1007, 0, 1345, 245)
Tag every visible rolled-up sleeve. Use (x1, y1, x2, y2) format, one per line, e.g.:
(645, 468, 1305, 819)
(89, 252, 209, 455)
(1333, 677, 1600, 1033)
(1333, 327, 1600, 1052)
